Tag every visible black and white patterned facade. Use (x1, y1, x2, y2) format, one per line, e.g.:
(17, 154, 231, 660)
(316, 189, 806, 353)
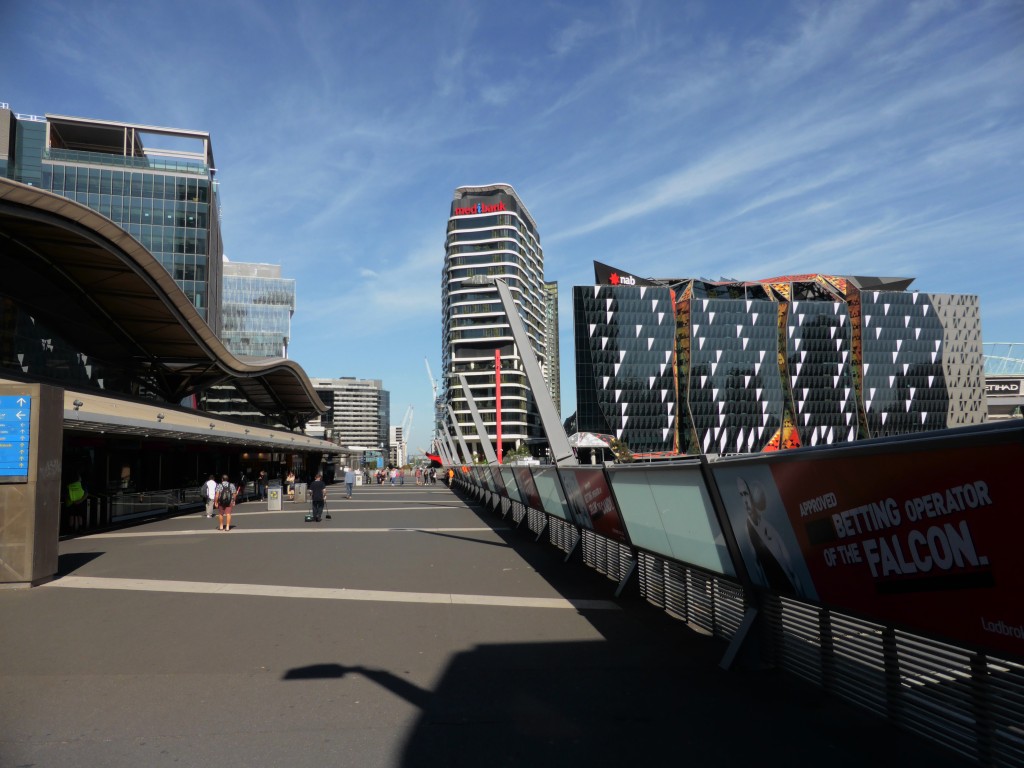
(858, 291, 949, 437)
(686, 298, 784, 454)
(786, 300, 858, 446)
(573, 285, 677, 452)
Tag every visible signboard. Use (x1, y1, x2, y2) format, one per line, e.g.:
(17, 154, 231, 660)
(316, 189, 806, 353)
(607, 464, 734, 576)
(593, 260, 657, 288)
(712, 428, 1024, 658)
(512, 466, 543, 510)
(985, 378, 1022, 397)
(0, 395, 32, 483)
(531, 467, 572, 521)
(558, 467, 629, 544)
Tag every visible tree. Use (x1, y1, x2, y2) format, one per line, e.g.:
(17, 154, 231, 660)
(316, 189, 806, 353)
(608, 437, 634, 463)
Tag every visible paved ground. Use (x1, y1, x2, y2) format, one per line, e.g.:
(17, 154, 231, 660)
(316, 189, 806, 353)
(0, 482, 968, 767)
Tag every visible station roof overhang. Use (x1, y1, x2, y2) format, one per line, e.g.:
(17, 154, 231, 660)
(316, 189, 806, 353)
(60, 387, 342, 453)
(0, 178, 327, 426)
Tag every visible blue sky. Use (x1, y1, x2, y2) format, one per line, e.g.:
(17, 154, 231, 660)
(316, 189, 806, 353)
(3, 0, 1022, 452)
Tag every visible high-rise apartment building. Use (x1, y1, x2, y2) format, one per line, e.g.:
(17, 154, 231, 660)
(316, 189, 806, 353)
(544, 281, 561, 415)
(221, 260, 296, 358)
(308, 377, 390, 451)
(442, 184, 549, 459)
(1, 104, 223, 330)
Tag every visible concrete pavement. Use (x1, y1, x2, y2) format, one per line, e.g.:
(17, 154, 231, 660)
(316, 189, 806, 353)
(0, 483, 966, 767)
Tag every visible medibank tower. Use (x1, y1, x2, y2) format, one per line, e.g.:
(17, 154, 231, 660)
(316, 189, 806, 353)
(442, 184, 554, 461)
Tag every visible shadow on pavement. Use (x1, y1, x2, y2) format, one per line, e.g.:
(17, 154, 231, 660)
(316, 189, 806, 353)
(56, 551, 104, 577)
(282, 634, 963, 768)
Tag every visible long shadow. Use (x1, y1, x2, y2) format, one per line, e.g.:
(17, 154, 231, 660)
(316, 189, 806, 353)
(412, 529, 512, 548)
(281, 636, 964, 768)
(56, 551, 104, 576)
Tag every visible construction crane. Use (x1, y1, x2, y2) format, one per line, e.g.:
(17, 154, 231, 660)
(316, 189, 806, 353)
(424, 357, 438, 401)
(425, 357, 442, 441)
(401, 405, 414, 439)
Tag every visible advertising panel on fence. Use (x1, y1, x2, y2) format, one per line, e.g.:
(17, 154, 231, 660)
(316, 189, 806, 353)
(512, 466, 543, 510)
(489, 467, 506, 496)
(499, 467, 521, 504)
(531, 467, 571, 521)
(558, 467, 629, 544)
(712, 427, 1024, 658)
(608, 464, 734, 576)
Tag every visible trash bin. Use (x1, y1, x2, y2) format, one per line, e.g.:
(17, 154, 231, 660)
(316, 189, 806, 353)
(267, 484, 282, 511)
(293, 482, 307, 503)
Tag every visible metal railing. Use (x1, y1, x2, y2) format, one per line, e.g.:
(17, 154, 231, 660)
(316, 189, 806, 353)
(453, 450, 1024, 767)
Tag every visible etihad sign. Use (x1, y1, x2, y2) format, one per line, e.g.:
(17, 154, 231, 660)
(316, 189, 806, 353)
(454, 201, 507, 216)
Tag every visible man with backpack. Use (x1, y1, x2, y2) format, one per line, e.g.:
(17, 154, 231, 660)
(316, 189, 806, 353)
(215, 474, 237, 531)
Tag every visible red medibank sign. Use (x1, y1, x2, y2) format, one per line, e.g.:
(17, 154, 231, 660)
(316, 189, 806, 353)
(453, 201, 508, 216)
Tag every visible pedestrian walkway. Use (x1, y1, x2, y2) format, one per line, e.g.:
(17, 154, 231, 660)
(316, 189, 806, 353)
(0, 484, 965, 768)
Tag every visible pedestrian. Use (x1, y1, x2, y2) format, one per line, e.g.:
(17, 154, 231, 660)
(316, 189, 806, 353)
(286, 470, 296, 501)
(215, 474, 237, 531)
(447, 468, 455, 486)
(203, 474, 217, 518)
(309, 472, 327, 522)
(344, 466, 355, 499)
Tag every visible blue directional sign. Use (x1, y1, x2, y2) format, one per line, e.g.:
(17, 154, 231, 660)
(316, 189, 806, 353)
(0, 395, 32, 482)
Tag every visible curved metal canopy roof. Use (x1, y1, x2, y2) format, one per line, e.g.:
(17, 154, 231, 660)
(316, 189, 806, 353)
(0, 177, 327, 426)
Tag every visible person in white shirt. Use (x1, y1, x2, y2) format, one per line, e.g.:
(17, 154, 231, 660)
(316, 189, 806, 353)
(203, 475, 218, 518)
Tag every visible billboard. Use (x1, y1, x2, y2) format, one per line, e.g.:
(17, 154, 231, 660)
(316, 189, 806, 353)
(531, 467, 572, 522)
(712, 426, 1024, 657)
(558, 467, 629, 544)
(607, 463, 734, 576)
(512, 466, 543, 510)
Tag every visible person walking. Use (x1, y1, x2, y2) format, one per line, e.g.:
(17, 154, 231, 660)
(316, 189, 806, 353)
(309, 472, 327, 522)
(344, 467, 355, 499)
(215, 474, 237, 531)
(203, 474, 217, 518)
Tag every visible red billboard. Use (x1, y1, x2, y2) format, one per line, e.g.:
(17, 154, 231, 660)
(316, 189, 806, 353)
(713, 427, 1024, 658)
(559, 467, 629, 544)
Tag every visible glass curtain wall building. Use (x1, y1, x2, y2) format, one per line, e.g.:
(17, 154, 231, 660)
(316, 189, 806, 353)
(203, 260, 296, 422)
(442, 184, 549, 460)
(1, 104, 223, 331)
(221, 261, 296, 358)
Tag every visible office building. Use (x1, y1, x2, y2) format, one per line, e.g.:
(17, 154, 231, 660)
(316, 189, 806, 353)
(1, 103, 224, 330)
(221, 260, 296, 358)
(575, 266, 987, 456)
(202, 260, 297, 422)
(442, 184, 549, 459)
(389, 425, 407, 468)
(308, 377, 390, 451)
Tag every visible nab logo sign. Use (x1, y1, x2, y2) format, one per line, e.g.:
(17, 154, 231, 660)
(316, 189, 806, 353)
(609, 272, 636, 286)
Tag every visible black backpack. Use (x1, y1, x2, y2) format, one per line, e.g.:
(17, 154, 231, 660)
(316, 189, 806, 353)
(217, 483, 233, 507)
